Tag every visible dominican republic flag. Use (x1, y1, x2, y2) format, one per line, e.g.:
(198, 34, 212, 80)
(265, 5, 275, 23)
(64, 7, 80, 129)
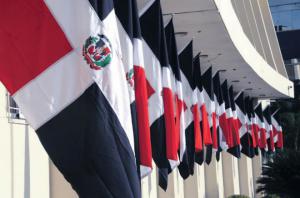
(193, 54, 211, 165)
(255, 103, 268, 152)
(165, 19, 186, 162)
(202, 67, 215, 165)
(249, 99, 259, 155)
(216, 78, 229, 153)
(139, 0, 177, 189)
(263, 106, 275, 153)
(235, 92, 252, 158)
(222, 82, 240, 158)
(221, 81, 233, 149)
(229, 85, 241, 158)
(0, 1, 141, 197)
(213, 72, 225, 161)
(157, 18, 185, 191)
(114, 0, 152, 178)
(244, 97, 255, 158)
(271, 112, 283, 149)
(177, 41, 197, 179)
(192, 55, 204, 156)
(252, 104, 260, 155)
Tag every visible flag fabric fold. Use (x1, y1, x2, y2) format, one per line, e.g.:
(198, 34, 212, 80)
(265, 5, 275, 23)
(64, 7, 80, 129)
(244, 97, 255, 158)
(271, 111, 284, 149)
(255, 103, 268, 153)
(263, 106, 275, 154)
(139, 0, 177, 190)
(165, 18, 186, 162)
(177, 41, 196, 179)
(114, 0, 153, 178)
(229, 86, 241, 158)
(202, 67, 215, 164)
(193, 54, 208, 165)
(235, 92, 253, 158)
(213, 72, 222, 161)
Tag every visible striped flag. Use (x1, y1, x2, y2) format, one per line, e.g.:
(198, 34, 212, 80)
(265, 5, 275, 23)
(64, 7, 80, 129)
(192, 56, 204, 155)
(264, 106, 275, 154)
(193, 55, 210, 165)
(165, 18, 186, 162)
(249, 99, 259, 155)
(252, 104, 260, 155)
(177, 41, 196, 178)
(244, 97, 255, 158)
(255, 103, 268, 153)
(221, 81, 233, 148)
(235, 92, 253, 158)
(158, 17, 186, 190)
(202, 67, 215, 164)
(0, 1, 140, 197)
(222, 82, 240, 158)
(114, 0, 152, 178)
(139, 0, 177, 190)
(228, 86, 241, 158)
(271, 111, 284, 149)
(217, 79, 229, 152)
(213, 72, 225, 161)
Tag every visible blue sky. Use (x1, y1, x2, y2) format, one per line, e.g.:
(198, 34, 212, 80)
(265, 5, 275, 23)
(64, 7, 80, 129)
(269, 0, 300, 30)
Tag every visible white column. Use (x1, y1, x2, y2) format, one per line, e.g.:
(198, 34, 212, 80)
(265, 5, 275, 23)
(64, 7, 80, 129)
(11, 123, 26, 198)
(252, 153, 262, 198)
(28, 126, 50, 198)
(157, 169, 184, 198)
(181, 164, 206, 198)
(222, 152, 240, 197)
(141, 164, 158, 198)
(204, 156, 225, 198)
(238, 154, 255, 197)
(196, 164, 206, 198)
(0, 84, 13, 198)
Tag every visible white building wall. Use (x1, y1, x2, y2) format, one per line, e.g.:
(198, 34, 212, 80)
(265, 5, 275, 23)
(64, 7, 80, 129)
(0, 84, 50, 198)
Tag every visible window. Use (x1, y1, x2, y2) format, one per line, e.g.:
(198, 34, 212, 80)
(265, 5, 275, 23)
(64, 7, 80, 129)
(6, 92, 27, 124)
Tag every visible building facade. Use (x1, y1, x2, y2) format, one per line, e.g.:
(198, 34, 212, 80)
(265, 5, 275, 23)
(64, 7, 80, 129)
(0, 0, 293, 198)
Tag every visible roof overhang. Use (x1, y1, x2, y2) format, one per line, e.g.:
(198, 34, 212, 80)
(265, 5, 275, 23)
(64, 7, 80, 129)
(160, 0, 294, 99)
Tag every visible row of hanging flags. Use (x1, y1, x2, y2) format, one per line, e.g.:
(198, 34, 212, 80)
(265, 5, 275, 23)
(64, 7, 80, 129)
(0, 0, 284, 197)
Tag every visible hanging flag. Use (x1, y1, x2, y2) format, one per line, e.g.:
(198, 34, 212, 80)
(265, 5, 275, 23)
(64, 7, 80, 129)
(252, 104, 260, 155)
(193, 54, 211, 165)
(245, 97, 255, 158)
(114, 0, 152, 178)
(158, 17, 185, 191)
(213, 72, 225, 161)
(202, 67, 215, 164)
(228, 86, 241, 158)
(0, 1, 140, 197)
(271, 110, 284, 149)
(276, 125, 284, 149)
(263, 106, 275, 154)
(216, 79, 229, 153)
(222, 82, 240, 158)
(165, 18, 186, 162)
(177, 41, 196, 179)
(221, 81, 233, 148)
(249, 99, 259, 156)
(255, 103, 268, 153)
(235, 92, 253, 158)
(139, 0, 177, 190)
(192, 56, 204, 155)
(271, 113, 280, 149)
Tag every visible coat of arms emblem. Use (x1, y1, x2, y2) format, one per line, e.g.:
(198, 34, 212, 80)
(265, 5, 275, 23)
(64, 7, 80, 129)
(83, 34, 112, 70)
